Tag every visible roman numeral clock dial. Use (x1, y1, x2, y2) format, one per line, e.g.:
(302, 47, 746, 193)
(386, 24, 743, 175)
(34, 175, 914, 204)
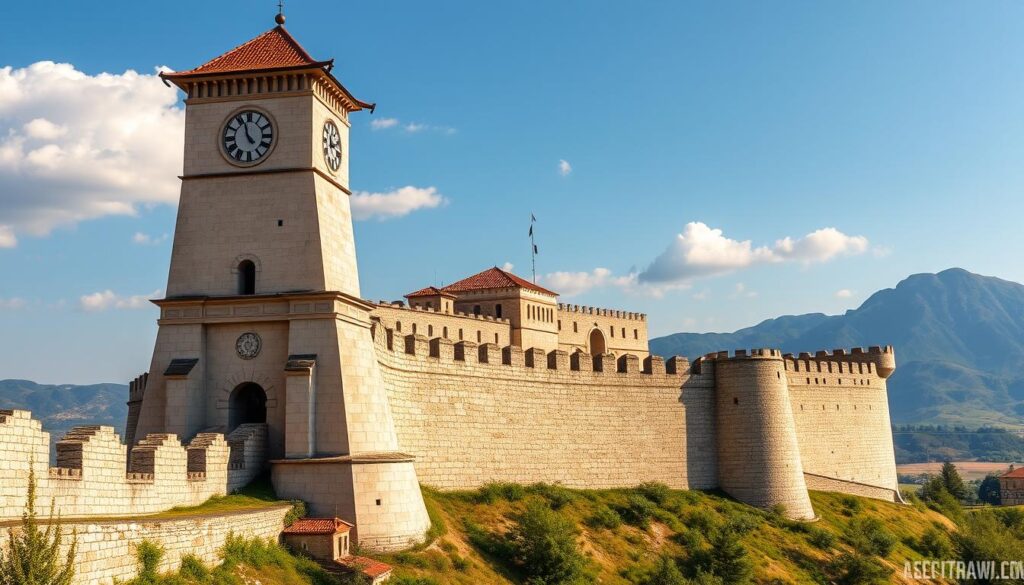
(322, 119, 342, 172)
(222, 110, 274, 164)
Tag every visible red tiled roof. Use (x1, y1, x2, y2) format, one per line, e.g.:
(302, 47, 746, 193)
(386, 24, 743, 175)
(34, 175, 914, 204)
(441, 267, 558, 297)
(164, 26, 328, 77)
(282, 517, 353, 535)
(336, 555, 393, 579)
(1001, 467, 1024, 479)
(405, 286, 456, 299)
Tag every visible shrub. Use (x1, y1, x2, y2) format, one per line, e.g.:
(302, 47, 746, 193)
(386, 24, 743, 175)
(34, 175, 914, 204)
(586, 505, 622, 530)
(507, 500, 589, 584)
(283, 500, 307, 527)
(0, 468, 77, 585)
(134, 540, 164, 584)
(530, 483, 576, 510)
(641, 555, 687, 585)
(807, 527, 836, 550)
(683, 508, 719, 533)
(637, 482, 672, 506)
(722, 513, 760, 536)
(844, 517, 897, 557)
(450, 552, 471, 571)
(475, 482, 526, 504)
(178, 554, 209, 580)
(828, 552, 891, 585)
(840, 495, 862, 515)
(915, 526, 952, 559)
(617, 495, 658, 530)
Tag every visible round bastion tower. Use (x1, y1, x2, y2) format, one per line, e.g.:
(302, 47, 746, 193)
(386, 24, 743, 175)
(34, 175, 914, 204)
(712, 349, 816, 520)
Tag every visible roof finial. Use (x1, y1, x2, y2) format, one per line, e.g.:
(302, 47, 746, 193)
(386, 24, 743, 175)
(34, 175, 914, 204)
(275, 0, 286, 25)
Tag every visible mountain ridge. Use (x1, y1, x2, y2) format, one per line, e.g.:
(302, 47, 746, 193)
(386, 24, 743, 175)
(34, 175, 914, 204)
(651, 268, 1024, 427)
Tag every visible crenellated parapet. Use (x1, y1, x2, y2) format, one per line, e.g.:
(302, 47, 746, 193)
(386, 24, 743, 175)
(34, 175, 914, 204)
(782, 345, 896, 381)
(0, 409, 266, 521)
(370, 319, 688, 383)
(558, 303, 647, 321)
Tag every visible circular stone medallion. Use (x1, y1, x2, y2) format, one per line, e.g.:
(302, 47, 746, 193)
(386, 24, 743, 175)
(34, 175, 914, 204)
(235, 332, 262, 360)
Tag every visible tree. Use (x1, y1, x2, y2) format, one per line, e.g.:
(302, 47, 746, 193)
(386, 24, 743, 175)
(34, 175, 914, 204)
(940, 462, 968, 501)
(706, 528, 752, 585)
(979, 475, 1002, 506)
(0, 467, 76, 585)
(507, 500, 589, 585)
(643, 555, 687, 585)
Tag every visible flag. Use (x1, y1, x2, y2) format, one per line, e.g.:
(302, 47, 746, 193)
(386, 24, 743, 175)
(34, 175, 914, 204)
(531, 213, 536, 222)
(529, 225, 533, 237)
(534, 244, 538, 254)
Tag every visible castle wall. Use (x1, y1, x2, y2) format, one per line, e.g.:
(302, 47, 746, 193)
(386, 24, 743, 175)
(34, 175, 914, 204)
(784, 348, 900, 499)
(0, 505, 290, 585)
(372, 303, 511, 347)
(373, 324, 717, 491)
(0, 410, 264, 521)
(557, 304, 649, 358)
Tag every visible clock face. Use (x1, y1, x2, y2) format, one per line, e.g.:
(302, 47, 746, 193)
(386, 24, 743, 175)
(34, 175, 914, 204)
(235, 332, 262, 360)
(222, 111, 274, 164)
(322, 120, 342, 172)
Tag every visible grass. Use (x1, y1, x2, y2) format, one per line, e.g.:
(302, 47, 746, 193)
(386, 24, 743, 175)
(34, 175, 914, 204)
(140, 474, 295, 521)
(371, 483, 956, 584)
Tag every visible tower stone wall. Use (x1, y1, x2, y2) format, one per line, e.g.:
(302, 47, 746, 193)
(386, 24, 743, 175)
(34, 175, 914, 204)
(711, 350, 816, 520)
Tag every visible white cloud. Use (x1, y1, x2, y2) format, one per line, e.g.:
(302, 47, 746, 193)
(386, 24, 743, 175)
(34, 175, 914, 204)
(638, 222, 869, 285)
(691, 290, 709, 301)
(350, 186, 447, 221)
(772, 227, 868, 264)
(558, 159, 572, 176)
(79, 289, 160, 312)
(370, 117, 455, 135)
(501, 262, 515, 272)
(0, 297, 26, 310)
(132, 231, 168, 245)
(539, 268, 672, 298)
(0, 61, 184, 245)
(370, 117, 399, 130)
(835, 288, 854, 299)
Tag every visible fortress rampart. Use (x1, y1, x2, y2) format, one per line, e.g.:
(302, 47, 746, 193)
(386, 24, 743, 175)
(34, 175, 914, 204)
(371, 321, 902, 515)
(0, 409, 267, 521)
(371, 321, 717, 491)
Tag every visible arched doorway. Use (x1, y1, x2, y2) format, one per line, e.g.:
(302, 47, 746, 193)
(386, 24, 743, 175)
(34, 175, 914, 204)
(589, 329, 606, 355)
(229, 382, 267, 431)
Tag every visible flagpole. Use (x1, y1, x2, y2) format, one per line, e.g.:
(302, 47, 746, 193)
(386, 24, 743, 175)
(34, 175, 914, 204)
(530, 213, 537, 283)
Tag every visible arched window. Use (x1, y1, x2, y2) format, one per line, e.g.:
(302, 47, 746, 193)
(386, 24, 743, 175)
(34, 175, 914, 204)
(495, 333, 499, 344)
(238, 260, 256, 295)
(428, 325, 434, 337)
(443, 326, 448, 339)
(477, 331, 482, 343)
(496, 304, 503, 319)
(396, 321, 402, 332)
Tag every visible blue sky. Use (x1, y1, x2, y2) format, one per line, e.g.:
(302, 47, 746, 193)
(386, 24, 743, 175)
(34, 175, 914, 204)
(2, 0, 1024, 384)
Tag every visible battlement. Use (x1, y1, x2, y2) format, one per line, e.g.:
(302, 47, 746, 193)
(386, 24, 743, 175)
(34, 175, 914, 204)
(374, 300, 510, 324)
(702, 348, 784, 361)
(558, 303, 646, 321)
(372, 321, 687, 381)
(783, 345, 896, 379)
(0, 409, 262, 521)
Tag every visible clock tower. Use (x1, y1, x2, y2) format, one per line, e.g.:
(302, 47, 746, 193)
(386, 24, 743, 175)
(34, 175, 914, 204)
(128, 15, 430, 550)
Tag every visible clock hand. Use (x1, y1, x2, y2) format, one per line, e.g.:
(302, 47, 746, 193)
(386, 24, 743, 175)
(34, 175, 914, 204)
(244, 123, 256, 146)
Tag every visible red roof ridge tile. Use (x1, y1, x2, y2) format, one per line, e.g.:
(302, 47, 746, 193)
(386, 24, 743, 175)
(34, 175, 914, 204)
(282, 517, 353, 535)
(440, 266, 558, 297)
(164, 25, 328, 78)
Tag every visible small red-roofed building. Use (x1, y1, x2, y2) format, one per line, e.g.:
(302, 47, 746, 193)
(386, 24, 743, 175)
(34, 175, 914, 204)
(282, 517, 354, 561)
(999, 467, 1024, 505)
(282, 518, 393, 583)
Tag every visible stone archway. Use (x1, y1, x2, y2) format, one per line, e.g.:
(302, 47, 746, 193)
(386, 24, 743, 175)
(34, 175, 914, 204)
(589, 328, 607, 355)
(228, 382, 267, 432)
